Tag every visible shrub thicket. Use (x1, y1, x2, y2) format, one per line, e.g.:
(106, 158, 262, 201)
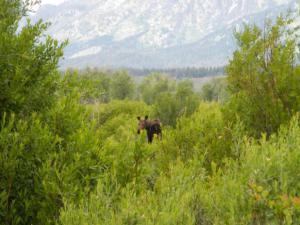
(1, 1, 299, 225)
(0, 0, 66, 118)
(225, 14, 300, 137)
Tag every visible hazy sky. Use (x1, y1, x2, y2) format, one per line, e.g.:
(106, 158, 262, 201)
(41, 0, 65, 5)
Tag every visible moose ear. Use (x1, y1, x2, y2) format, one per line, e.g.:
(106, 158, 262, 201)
(145, 115, 149, 120)
(137, 116, 141, 121)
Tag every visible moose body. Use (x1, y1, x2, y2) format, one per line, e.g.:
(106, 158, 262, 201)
(137, 116, 162, 143)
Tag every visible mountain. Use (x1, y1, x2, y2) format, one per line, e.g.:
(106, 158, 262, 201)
(31, 0, 298, 69)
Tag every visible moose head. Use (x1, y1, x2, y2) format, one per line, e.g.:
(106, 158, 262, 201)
(137, 115, 149, 134)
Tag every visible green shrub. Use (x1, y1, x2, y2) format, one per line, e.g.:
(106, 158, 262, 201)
(59, 159, 207, 225)
(43, 92, 88, 142)
(0, 114, 59, 225)
(0, 0, 66, 118)
(139, 73, 176, 105)
(62, 69, 111, 104)
(60, 116, 300, 225)
(41, 91, 103, 201)
(110, 71, 135, 100)
(225, 14, 300, 137)
(200, 77, 228, 103)
(153, 80, 200, 127)
(171, 102, 242, 168)
(194, 116, 300, 224)
(92, 100, 150, 126)
(41, 121, 103, 203)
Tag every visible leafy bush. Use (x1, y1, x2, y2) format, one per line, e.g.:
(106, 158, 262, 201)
(59, 115, 300, 225)
(0, 0, 66, 118)
(225, 14, 300, 137)
(92, 100, 150, 127)
(110, 71, 135, 100)
(41, 88, 103, 202)
(153, 80, 200, 126)
(195, 116, 300, 224)
(0, 97, 104, 225)
(62, 69, 111, 104)
(200, 77, 228, 103)
(0, 114, 59, 224)
(60, 160, 206, 225)
(172, 103, 235, 166)
(139, 73, 176, 105)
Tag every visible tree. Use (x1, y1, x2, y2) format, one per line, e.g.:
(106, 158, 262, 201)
(110, 70, 135, 100)
(225, 14, 300, 137)
(0, 0, 67, 118)
(139, 73, 175, 104)
(81, 69, 111, 103)
(200, 77, 228, 102)
(62, 69, 111, 104)
(175, 80, 200, 116)
(153, 80, 200, 126)
(0, 1, 68, 224)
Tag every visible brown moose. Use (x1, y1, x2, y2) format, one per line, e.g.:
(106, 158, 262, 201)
(137, 116, 162, 143)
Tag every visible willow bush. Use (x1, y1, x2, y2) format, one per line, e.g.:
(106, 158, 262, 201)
(1, 1, 300, 224)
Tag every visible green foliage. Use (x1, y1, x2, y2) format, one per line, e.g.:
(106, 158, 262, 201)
(195, 116, 300, 224)
(59, 114, 300, 225)
(0, 89, 103, 225)
(1, 2, 300, 225)
(175, 80, 200, 116)
(128, 66, 224, 78)
(0, 114, 59, 224)
(171, 103, 236, 166)
(139, 73, 175, 104)
(0, 0, 67, 118)
(41, 119, 102, 202)
(153, 92, 179, 126)
(225, 14, 300, 137)
(153, 80, 200, 126)
(62, 69, 111, 103)
(60, 160, 205, 225)
(58, 13, 300, 225)
(44, 93, 87, 141)
(92, 100, 150, 126)
(200, 77, 229, 103)
(41, 84, 103, 201)
(110, 71, 135, 100)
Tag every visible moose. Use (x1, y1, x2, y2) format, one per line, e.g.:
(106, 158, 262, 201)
(137, 116, 162, 143)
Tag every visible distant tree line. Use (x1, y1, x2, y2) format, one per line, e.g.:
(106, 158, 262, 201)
(65, 66, 225, 78)
(123, 66, 225, 78)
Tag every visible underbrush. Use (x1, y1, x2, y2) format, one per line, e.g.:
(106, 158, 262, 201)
(59, 109, 300, 225)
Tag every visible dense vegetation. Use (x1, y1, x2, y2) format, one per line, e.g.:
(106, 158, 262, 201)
(0, 1, 300, 224)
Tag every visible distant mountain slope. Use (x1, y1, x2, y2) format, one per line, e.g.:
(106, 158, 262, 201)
(32, 0, 298, 68)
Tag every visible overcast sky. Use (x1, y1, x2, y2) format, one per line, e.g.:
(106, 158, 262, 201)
(41, 0, 65, 5)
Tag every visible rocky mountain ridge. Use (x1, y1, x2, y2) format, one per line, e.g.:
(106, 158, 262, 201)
(32, 0, 298, 68)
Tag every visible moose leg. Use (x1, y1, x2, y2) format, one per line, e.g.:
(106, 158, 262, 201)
(158, 131, 162, 140)
(147, 130, 153, 143)
(149, 133, 154, 143)
(156, 125, 162, 140)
